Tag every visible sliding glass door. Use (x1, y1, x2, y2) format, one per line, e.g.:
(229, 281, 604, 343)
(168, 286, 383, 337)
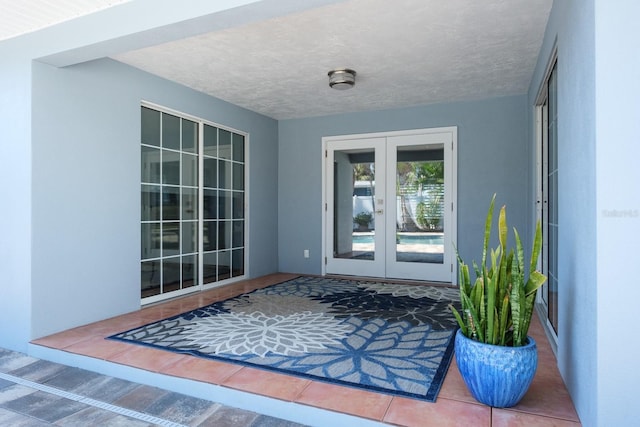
(140, 105, 246, 303)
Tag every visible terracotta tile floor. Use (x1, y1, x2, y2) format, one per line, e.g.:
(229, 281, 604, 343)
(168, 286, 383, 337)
(31, 273, 581, 426)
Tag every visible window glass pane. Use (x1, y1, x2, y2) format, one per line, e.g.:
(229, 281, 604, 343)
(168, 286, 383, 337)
(203, 158, 217, 188)
(182, 221, 197, 254)
(218, 250, 231, 280)
(218, 221, 231, 250)
(219, 160, 231, 189)
(141, 223, 161, 259)
(162, 150, 180, 185)
(182, 153, 197, 187)
(219, 129, 232, 160)
(233, 163, 244, 191)
(232, 249, 244, 277)
(233, 133, 244, 162)
(182, 254, 197, 289)
(182, 187, 198, 221)
(233, 192, 244, 219)
(162, 113, 180, 150)
(203, 125, 217, 157)
(219, 190, 232, 219)
(141, 185, 160, 221)
(203, 252, 217, 284)
(163, 256, 181, 293)
(232, 220, 244, 248)
(141, 146, 161, 183)
(203, 220, 217, 251)
(141, 107, 160, 146)
(163, 222, 180, 257)
(141, 260, 161, 297)
(162, 187, 180, 220)
(203, 189, 218, 219)
(182, 119, 197, 153)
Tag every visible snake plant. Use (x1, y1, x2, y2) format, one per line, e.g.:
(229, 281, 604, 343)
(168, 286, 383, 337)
(450, 194, 547, 347)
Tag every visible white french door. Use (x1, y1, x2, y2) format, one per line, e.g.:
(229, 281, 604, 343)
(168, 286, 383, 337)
(323, 128, 457, 283)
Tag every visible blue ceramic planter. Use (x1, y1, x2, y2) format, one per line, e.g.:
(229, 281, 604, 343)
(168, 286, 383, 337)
(454, 329, 537, 408)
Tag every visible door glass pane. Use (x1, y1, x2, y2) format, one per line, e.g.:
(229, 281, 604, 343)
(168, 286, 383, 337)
(219, 129, 232, 160)
(182, 254, 197, 289)
(182, 153, 197, 187)
(395, 145, 445, 264)
(163, 256, 181, 293)
(141, 107, 160, 146)
(182, 119, 197, 153)
(203, 189, 217, 219)
(203, 158, 217, 188)
(141, 185, 160, 221)
(218, 221, 231, 250)
(162, 113, 180, 150)
(162, 187, 180, 220)
(218, 250, 231, 280)
(232, 249, 244, 277)
(219, 190, 232, 219)
(141, 260, 161, 297)
(162, 150, 180, 185)
(162, 222, 180, 257)
(334, 148, 375, 260)
(181, 221, 197, 254)
(203, 125, 217, 157)
(203, 252, 217, 284)
(233, 133, 244, 162)
(141, 146, 161, 183)
(203, 220, 217, 251)
(219, 160, 231, 189)
(182, 188, 198, 221)
(141, 222, 161, 259)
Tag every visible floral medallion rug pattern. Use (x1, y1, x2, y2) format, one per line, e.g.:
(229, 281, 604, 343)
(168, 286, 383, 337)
(108, 276, 461, 402)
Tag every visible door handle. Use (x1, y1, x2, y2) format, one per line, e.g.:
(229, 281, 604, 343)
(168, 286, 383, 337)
(376, 209, 384, 215)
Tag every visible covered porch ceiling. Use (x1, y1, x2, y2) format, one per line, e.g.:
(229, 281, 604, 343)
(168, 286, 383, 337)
(2, 0, 553, 120)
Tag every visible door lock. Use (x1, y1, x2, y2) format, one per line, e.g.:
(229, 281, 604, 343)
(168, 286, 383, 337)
(376, 209, 384, 214)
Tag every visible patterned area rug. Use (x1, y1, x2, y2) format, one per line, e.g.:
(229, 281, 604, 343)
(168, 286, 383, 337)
(108, 276, 460, 402)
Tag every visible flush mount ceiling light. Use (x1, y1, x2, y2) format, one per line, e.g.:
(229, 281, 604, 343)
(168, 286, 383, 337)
(328, 68, 356, 90)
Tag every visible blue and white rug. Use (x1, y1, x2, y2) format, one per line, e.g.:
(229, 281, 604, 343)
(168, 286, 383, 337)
(108, 276, 460, 402)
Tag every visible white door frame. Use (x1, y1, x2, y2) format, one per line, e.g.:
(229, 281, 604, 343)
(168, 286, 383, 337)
(322, 127, 457, 283)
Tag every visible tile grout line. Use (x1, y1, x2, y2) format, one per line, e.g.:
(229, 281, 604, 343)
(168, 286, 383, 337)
(0, 371, 188, 427)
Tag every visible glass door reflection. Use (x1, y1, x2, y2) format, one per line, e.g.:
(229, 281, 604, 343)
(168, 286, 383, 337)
(333, 149, 376, 260)
(395, 145, 445, 264)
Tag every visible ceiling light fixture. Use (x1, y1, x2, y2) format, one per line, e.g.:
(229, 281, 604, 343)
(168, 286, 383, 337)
(328, 68, 356, 90)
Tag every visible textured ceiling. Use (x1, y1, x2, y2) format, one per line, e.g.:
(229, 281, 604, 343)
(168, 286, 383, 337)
(0, 0, 553, 120)
(0, 0, 131, 41)
(114, 0, 553, 120)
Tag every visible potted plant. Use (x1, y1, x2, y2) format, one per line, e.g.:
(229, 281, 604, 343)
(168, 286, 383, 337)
(353, 211, 373, 231)
(449, 194, 547, 408)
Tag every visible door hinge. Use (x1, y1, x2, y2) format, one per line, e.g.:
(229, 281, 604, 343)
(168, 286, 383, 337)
(451, 202, 454, 211)
(325, 256, 327, 265)
(325, 150, 328, 158)
(325, 203, 327, 211)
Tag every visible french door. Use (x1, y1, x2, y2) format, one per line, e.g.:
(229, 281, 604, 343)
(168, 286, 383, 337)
(323, 128, 457, 283)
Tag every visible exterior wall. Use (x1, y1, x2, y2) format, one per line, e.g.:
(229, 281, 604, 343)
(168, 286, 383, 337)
(529, 0, 640, 425)
(528, 1, 597, 424)
(0, 50, 33, 353)
(278, 95, 529, 276)
(593, 1, 640, 426)
(30, 58, 278, 339)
